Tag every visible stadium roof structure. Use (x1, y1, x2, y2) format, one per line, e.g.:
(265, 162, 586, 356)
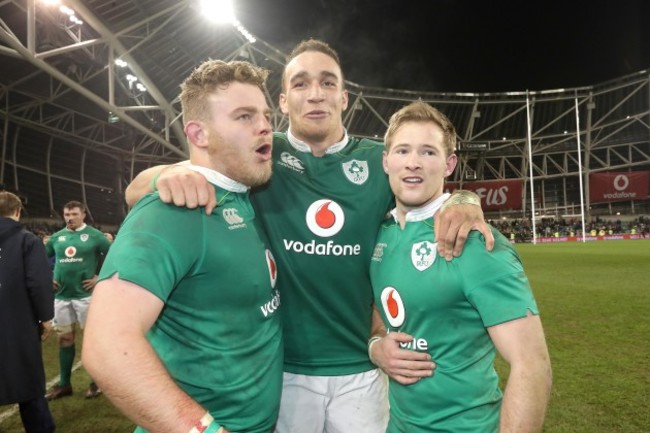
(1, 0, 649, 224)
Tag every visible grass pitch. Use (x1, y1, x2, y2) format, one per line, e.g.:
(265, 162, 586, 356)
(1, 239, 648, 432)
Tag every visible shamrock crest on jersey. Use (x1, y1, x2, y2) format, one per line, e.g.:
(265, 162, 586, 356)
(411, 241, 436, 271)
(342, 159, 369, 185)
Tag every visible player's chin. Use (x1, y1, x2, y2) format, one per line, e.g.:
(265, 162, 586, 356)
(248, 163, 273, 187)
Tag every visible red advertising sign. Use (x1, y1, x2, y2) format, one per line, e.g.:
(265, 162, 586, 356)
(589, 172, 649, 204)
(444, 179, 523, 211)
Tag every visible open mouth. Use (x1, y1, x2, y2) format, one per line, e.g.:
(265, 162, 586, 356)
(256, 143, 272, 158)
(403, 176, 423, 184)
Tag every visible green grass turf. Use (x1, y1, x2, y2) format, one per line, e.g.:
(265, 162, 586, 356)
(1, 239, 648, 432)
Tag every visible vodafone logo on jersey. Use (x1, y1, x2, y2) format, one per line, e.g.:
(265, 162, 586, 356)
(266, 249, 277, 288)
(60, 246, 83, 263)
(381, 286, 405, 328)
(283, 198, 361, 256)
(305, 199, 345, 238)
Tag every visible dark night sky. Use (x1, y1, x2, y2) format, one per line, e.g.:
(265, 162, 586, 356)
(238, 0, 650, 93)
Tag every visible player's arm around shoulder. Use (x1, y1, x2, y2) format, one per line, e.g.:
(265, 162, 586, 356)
(488, 311, 552, 433)
(125, 162, 218, 215)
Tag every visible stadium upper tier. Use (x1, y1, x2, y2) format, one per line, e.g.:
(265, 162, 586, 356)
(1, 0, 648, 224)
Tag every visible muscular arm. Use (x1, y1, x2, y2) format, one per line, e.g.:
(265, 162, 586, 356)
(82, 275, 208, 433)
(434, 190, 495, 260)
(125, 163, 217, 214)
(488, 312, 552, 433)
(368, 304, 435, 385)
(124, 165, 170, 207)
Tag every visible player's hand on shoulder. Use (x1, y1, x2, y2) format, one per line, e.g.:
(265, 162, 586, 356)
(435, 203, 495, 260)
(156, 165, 217, 215)
(370, 332, 436, 385)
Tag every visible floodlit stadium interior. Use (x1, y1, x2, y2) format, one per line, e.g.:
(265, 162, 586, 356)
(1, 0, 649, 230)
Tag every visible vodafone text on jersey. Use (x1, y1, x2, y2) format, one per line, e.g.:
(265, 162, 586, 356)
(283, 199, 361, 256)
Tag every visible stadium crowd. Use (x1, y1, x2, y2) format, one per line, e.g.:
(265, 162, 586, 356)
(489, 216, 649, 241)
(16, 215, 650, 245)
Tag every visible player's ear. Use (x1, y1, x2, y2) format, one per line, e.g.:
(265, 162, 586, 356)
(185, 121, 207, 149)
(445, 153, 458, 177)
(279, 93, 289, 115)
(382, 151, 389, 174)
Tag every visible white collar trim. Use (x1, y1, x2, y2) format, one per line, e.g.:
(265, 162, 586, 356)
(178, 161, 248, 193)
(390, 193, 451, 223)
(67, 223, 87, 232)
(287, 128, 349, 154)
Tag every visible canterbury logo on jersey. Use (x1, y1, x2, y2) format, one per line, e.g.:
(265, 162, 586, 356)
(222, 208, 246, 230)
(380, 286, 429, 351)
(278, 151, 305, 173)
(282, 199, 361, 256)
(371, 242, 387, 262)
(342, 159, 369, 185)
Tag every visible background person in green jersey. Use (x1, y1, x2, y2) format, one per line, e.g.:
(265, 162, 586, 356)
(124, 40, 493, 433)
(82, 59, 281, 433)
(0, 191, 56, 433)
(370, 100, 552, 432)
(44, 200, 111, 401)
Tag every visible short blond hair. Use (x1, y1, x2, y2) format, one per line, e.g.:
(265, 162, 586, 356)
(384, 100, 457, 157)
(0, 191, 22, 218)
(180, 60, 269, 125)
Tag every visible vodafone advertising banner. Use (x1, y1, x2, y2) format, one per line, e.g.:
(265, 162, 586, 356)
(445, 179, 523, 211)
(589, 172, 649, 204)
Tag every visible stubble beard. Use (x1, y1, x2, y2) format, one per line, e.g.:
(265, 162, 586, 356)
(208, 135, 272, 188)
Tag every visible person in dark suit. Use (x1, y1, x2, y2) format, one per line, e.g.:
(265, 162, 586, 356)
(0, 191, 56, 433)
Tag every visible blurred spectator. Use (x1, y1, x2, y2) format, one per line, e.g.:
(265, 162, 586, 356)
(0, 191, 56, 433)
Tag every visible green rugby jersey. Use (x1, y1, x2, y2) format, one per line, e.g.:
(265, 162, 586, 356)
(99, 169, 283, 433)
(46, 224, 110, 300)
(252, 131, 393, 375)
(370, 196, 539, 433)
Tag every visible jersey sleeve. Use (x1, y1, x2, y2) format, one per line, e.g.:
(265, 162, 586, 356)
(462, 229, 539, 327)
(44, 236, 54, 257)
(97, 232, 111, 254)
(98, 196, 203, 302)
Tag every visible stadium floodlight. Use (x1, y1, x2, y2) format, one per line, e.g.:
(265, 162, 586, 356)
(59, 5, 74, 15)
(135, 83, 147, 92)
(234, 20, 256, 43)
(201, 0, 236, 24)
(114, 59, 128, 68)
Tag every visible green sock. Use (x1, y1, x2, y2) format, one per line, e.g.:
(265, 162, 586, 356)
(59, 345, 75, 387)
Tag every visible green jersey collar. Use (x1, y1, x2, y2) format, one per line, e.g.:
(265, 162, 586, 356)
(67, 223, 88, 232)
(179, 161, 248, 193)
(286, 128, 349, 154)
(390, 193, 451, 223)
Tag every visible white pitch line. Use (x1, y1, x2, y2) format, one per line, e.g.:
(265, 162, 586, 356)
(0, 361, 83, 424)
